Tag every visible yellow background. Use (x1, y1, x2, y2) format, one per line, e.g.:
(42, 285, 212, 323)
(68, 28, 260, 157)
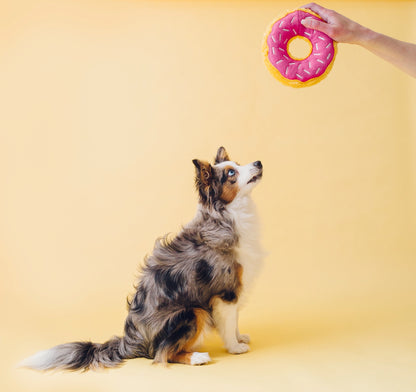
(1, 0, 415, 391)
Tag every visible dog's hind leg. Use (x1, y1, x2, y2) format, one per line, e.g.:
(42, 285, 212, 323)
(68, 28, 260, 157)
(153, 308, 211, 366)
(169, 351, 211, 366)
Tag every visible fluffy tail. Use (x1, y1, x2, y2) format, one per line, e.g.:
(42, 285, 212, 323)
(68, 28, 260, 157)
(19, 336, 137, 372)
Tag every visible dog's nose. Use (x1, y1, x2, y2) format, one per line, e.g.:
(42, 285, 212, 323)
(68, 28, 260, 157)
(253, 161, 262, 169)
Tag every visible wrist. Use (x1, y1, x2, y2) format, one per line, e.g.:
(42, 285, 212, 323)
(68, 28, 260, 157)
(353, 25, 378, 47)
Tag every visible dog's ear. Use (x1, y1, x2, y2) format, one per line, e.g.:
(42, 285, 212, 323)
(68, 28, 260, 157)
(214, 147, 230, 164)
(192, 159, 213, 186)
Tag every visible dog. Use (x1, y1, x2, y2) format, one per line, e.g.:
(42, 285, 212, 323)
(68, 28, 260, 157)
(19, 147, 264, 370)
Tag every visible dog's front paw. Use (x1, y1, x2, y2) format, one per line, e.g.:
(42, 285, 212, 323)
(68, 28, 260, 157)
(238, 334, 250, 344)
(227, 342, 249, 355)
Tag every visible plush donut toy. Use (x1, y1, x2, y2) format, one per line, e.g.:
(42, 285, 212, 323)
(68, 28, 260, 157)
(262, 9, 337, 88)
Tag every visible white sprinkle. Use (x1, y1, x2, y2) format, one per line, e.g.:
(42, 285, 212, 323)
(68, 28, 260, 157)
(271, 35, 276, 43)
(327, 53, 331, 60)
(278, 47, 285, 52)
(275, 59, 283, 65)
(272, 47, 276, 54)
(284, 39, 288, 44)
(304, 69, 311, 75)
(304, 32, 311, 37)
(318, 36, 325, 41)
(315, 43, 319, 50)
(317, 59, 324, 64)
(285, 67, 289, 75)
(313, 53, 321, 56)
(293, 29, 297, 35)
(279, 33, 282, 42)
(326, 43, 332, 49)
(316, 67, 321, 74)
(279, 21, 285, 28)
(291, 17, 295, 24)
(283, 28, 290, 32)
(296, 73, 303, 79)
(283, 55, 290, 60)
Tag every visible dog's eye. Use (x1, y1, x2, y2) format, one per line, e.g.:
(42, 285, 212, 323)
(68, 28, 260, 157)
(228, 169, 235, 177)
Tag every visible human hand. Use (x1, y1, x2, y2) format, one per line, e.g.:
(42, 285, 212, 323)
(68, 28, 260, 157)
(301, 3, 368, 44)
(301, 2, 416, 78)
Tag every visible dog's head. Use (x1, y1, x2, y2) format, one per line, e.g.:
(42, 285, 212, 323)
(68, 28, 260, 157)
(193, 147, 263, 207)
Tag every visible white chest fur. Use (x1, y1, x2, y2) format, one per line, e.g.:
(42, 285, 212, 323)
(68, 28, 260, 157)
(226, 196, 265, 300)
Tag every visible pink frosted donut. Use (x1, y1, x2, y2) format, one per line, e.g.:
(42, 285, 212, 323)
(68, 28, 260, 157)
(262, 9, 337, 87)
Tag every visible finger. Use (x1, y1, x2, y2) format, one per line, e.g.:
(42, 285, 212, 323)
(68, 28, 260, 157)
(301, 17, 332, 36)
(302, 3, 331, 22)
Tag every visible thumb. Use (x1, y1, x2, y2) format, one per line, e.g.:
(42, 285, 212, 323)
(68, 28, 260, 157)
(301, 17, 331, 35)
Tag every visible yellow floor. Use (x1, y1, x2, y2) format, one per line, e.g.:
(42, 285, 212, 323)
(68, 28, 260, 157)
(4, 304, 416, 392)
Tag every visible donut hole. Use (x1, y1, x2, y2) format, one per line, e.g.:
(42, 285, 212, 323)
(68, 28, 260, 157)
(287, 36, 312, 61)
